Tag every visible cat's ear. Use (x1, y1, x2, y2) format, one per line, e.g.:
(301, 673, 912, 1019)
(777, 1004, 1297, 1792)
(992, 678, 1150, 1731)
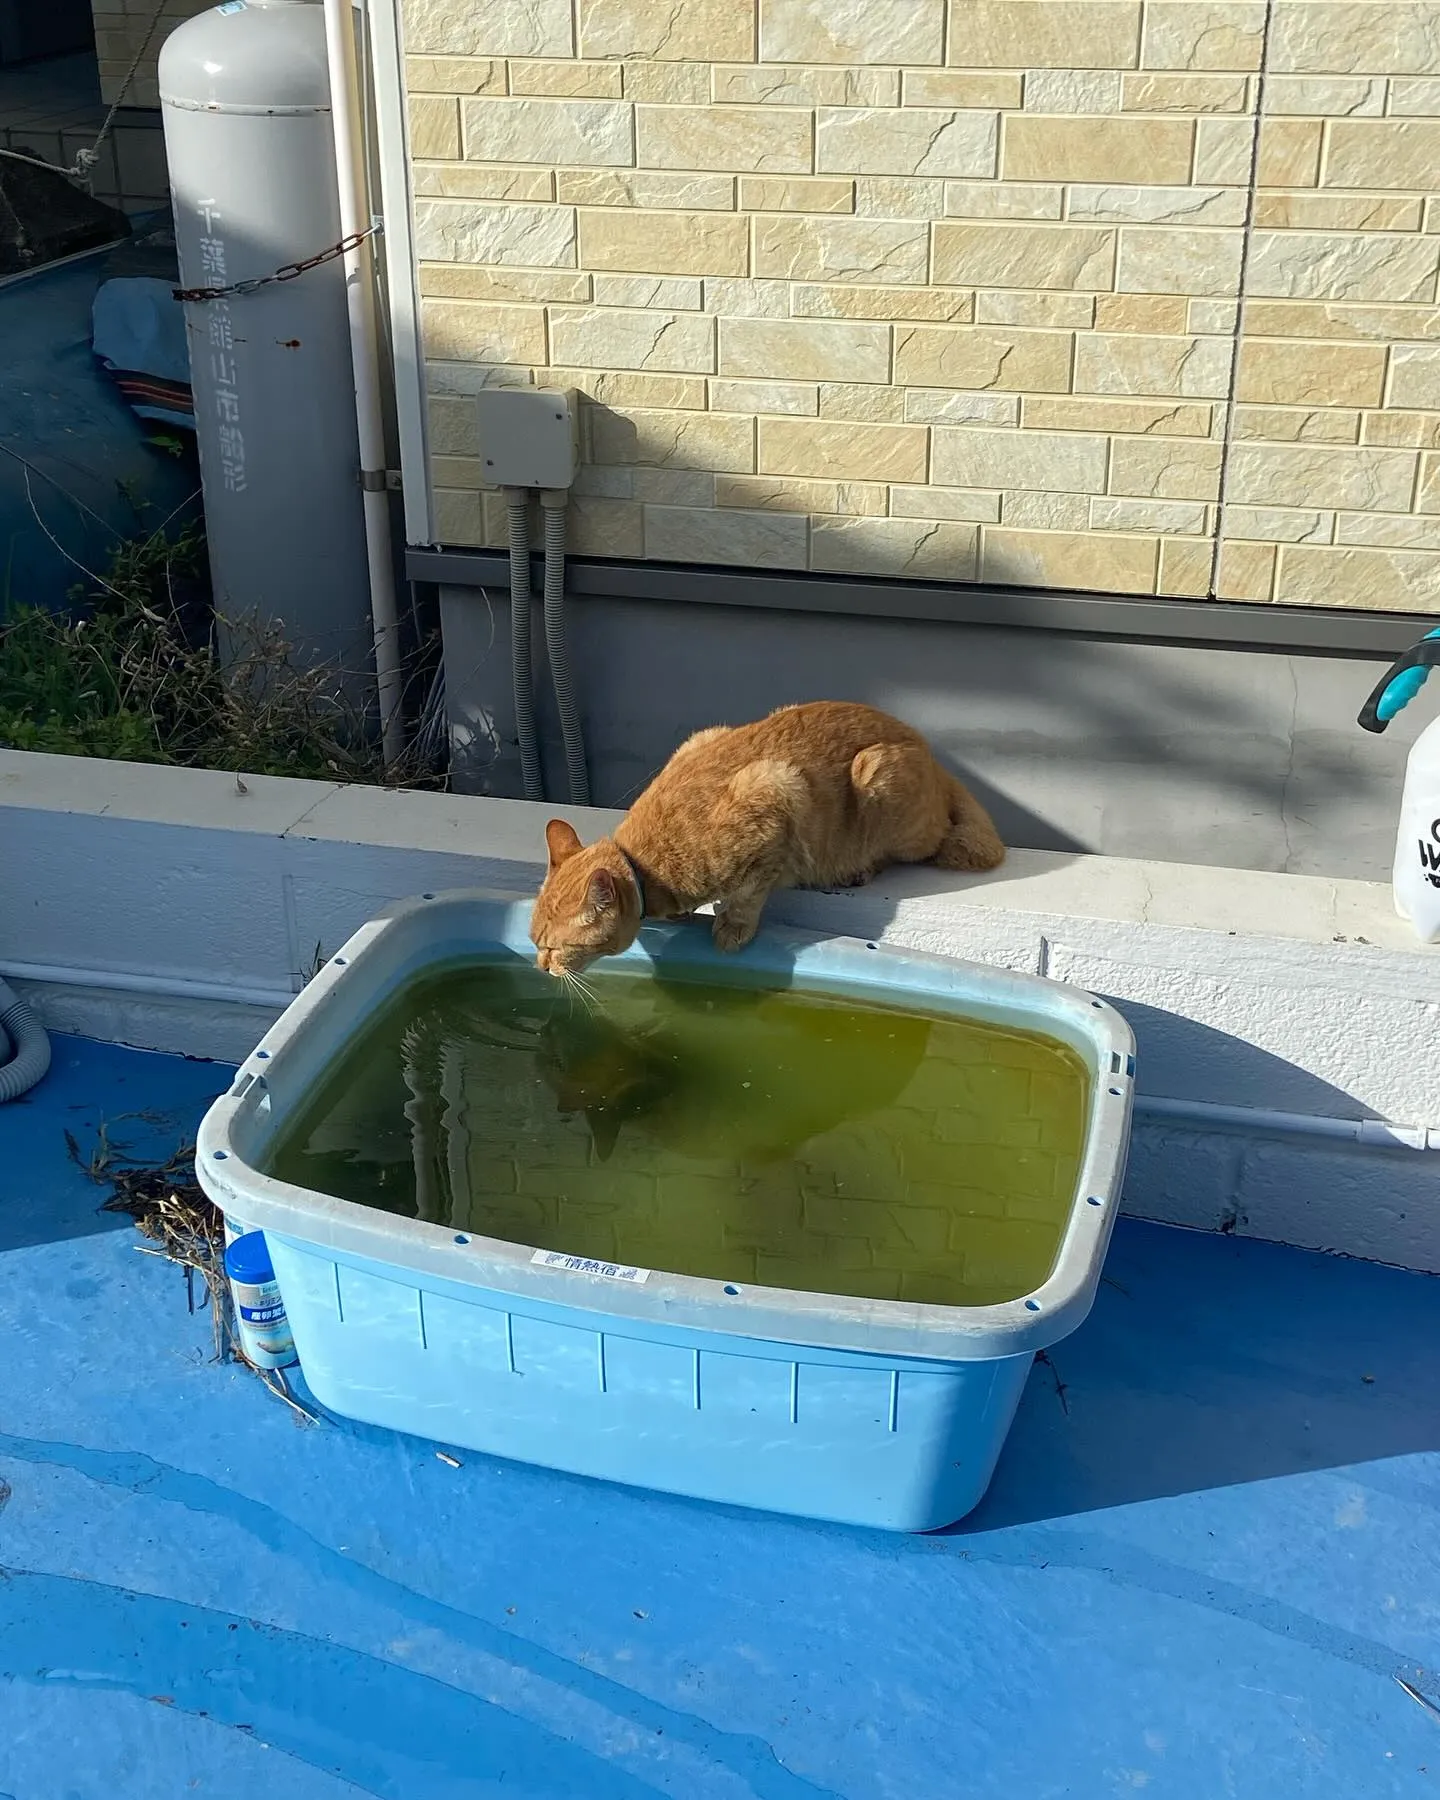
(587, 1106, 622, 1162)
(587, 869, 618, 911)
(545, 819, 584, 869)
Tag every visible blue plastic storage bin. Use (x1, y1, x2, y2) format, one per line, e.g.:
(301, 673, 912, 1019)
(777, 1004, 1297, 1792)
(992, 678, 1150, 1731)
(196, 891, 1134, 1531)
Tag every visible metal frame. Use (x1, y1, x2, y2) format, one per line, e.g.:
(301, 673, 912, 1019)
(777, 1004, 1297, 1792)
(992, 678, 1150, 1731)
(408, 545, 1429, 658)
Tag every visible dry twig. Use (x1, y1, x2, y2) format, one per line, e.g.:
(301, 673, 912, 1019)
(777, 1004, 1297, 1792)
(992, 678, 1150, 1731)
(82, 1129, 314, 1420)
(94, 1140, 234, 1361)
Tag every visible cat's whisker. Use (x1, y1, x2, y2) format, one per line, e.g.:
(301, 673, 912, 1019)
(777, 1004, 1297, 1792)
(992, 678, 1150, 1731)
(569, 972, 602, 1013)
(557, 967, 598, 1017)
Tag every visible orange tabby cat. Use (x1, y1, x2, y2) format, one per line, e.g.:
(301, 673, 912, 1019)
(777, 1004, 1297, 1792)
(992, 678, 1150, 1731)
(530, 700, 1004, 975)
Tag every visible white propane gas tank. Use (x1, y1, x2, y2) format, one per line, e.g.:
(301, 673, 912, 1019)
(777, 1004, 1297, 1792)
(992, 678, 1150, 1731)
(1359, 628, 1440, 943)
(158, 0, 373, 678)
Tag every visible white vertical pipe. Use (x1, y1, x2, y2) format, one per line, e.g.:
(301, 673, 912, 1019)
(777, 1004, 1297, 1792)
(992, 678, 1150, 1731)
(360, 0, 434, 548)
(322, 0, 406, 767)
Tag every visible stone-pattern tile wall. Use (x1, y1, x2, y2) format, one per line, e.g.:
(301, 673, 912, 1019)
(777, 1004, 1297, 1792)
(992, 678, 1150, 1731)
(1221, 8, 1440, 610)
(90, 0, 211, 108)
(405, 0, 1440, 611)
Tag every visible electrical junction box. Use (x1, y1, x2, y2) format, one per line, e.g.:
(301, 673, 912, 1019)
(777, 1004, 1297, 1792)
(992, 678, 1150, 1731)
(476, 387, 579, 489)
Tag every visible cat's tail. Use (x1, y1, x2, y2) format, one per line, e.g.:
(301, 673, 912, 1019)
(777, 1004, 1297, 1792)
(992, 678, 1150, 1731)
(934, 774, 1006, 872)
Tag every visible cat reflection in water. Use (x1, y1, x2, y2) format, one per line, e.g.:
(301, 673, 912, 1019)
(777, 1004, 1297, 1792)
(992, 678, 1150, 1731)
(535, 984, 930, 1166)
(530, 700, 1003, 981)
(535, 1007, 679, 1162)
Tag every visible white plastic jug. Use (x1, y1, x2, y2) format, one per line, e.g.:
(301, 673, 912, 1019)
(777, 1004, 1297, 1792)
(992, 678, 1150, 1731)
(1359, 628, 1440, 943)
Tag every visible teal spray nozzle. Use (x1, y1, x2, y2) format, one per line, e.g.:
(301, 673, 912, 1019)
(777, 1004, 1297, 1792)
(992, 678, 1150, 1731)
(1358, 628, 1440, 734)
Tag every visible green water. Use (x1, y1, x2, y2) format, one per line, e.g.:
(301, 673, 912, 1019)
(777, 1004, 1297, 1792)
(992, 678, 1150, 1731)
(266, 958, 1091, 1307)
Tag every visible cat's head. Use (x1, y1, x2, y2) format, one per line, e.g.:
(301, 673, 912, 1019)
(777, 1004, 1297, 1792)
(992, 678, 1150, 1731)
(536, 1011, 671, 1161)
(534, 1029, 625, 1160)
(530, 819, 643, 977)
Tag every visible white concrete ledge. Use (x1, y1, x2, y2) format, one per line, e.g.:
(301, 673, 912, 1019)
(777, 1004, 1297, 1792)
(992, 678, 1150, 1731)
(4, 750, 1438, 1271)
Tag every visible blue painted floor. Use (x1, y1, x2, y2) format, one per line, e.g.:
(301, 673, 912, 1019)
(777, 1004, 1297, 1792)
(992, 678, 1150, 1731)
(2, 1036, 1438, 1800)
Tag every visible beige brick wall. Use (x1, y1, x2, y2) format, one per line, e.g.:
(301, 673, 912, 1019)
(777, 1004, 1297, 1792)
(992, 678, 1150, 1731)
(91, 0, 211, 108)
(407, 0, 1440, 611)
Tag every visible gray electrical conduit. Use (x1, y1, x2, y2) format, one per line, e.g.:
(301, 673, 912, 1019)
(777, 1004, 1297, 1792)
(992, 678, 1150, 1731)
(505, 489, 543, 803)
(0, 976, 52, 1103)
(541, 489, 590, 807)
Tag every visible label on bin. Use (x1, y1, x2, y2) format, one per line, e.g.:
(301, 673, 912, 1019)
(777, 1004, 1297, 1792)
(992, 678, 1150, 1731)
(531, 1249, 650, 1283)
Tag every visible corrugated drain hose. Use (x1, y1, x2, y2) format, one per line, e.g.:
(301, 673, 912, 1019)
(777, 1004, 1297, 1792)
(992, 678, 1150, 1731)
(541, 489, 589, 806)
(0, 976, 51, 1103)
(505, 488, 543, 802)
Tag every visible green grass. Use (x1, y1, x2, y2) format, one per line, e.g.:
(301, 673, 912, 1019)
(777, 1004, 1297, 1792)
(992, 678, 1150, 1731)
(0, 520, 407, 782)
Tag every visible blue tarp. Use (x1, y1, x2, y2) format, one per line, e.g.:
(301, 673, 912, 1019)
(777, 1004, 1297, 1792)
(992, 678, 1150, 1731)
(91, 273, 194, 429)
(0, 246, 197, 611)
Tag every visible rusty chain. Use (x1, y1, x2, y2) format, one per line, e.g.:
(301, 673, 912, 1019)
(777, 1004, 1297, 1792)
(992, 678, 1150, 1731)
(173, 224, 379, 304)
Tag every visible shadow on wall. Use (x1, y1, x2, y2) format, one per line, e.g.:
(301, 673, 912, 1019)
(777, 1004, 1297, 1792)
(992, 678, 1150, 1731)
(443, 577, 1416, 880)
(760, 861, 1397, 1110)
(573, 589, 1374, 851)
(1106, 1001, 1373, 1117)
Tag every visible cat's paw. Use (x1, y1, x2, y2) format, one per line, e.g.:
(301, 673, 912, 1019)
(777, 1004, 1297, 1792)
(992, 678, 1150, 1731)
(712, 912, 759, 952)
